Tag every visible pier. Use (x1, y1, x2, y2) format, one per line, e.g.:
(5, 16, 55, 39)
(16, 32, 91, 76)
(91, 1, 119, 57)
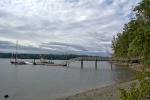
(66, 56, 141, 69)
(24, 56, 141, 68)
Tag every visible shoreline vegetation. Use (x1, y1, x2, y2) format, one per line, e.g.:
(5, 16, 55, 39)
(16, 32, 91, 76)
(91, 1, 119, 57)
(109, 0, 150, 98)
(59, 62, 150, 100)
(129, 63, 150, 72)
(110, 61, 150, 71)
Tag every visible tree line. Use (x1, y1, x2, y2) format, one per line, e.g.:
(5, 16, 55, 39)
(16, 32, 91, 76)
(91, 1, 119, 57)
(0, 53, 88, 60)
(111, 0, 150, 59)
(111, 0, 150, 99)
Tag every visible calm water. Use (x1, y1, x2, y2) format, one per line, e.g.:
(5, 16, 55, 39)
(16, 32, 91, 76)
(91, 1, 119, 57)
(0, 59, 136, 100)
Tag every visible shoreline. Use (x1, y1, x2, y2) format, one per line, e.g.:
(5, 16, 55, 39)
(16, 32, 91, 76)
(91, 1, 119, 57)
(58, 80, 139, 100)
(58, 63, 149, 100)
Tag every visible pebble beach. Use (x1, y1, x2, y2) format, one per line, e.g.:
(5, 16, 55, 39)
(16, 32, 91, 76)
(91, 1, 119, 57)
(59, 80, 139, 100)
(58, 63, 150, 100)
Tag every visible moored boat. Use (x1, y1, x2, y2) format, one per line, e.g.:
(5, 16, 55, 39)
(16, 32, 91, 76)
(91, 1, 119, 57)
(10, 41, 26, 65)
(10, 61, 26, 65)
(25, 61, 34, 65)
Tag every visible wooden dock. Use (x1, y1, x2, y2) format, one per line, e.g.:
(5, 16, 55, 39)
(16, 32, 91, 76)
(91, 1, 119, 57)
(25, 56, 141, 68)
(66, 56, 141, 69)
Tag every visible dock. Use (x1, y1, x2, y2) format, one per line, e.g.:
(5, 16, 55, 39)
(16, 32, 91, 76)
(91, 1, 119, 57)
(34, 62, 67, 66)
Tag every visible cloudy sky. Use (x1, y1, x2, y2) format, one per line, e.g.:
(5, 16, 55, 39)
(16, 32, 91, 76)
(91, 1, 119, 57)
(0, 0, 141, 56)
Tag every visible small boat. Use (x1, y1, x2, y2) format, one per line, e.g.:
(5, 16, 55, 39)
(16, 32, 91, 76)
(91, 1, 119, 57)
(40, 59, 54, 64)
(10, 60, 26, 65)
(34, 59, 54, 65)
(10, 41, 26, 65)
(25, 60, 34, 65)
(39, 55, 54, 64)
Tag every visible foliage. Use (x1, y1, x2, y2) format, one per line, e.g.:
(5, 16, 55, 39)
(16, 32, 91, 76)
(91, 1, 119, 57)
(111, 0, 150, 58)
(111, 0, 150, 99)
(119, 66, 150, 100)
(119, 83, 143, 100)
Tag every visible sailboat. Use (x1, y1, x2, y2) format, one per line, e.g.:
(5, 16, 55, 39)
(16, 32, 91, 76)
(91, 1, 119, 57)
(10, 41, 26, 65)
(36, 54, 54, 64)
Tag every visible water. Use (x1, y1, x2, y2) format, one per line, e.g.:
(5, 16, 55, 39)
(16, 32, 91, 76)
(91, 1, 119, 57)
(0, 59, 136, 100)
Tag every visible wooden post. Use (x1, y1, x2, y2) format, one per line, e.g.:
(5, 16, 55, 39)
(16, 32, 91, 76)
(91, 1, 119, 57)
(110, 57, 112, 69)
(81, 59, 83, 69)
(33, 59, 36, 65)
(95, 57, 97, 69)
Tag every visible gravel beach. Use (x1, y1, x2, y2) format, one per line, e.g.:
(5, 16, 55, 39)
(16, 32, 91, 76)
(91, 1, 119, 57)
(59, 80, 139, 100)
(58, 64, 150, 100)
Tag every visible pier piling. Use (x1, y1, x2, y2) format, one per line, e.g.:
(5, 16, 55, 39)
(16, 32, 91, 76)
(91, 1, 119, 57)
(81, 59, 83, 69)
(95, 57, 97, 69)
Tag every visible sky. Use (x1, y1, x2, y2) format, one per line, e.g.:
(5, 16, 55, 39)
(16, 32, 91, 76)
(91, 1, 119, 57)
(0, 0, 141, 56)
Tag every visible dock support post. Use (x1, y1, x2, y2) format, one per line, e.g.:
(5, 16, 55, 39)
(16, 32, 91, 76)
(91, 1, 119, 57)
(110, 57, 112, 69)
(33, 59, 36, 65)
(81, 59, 83, 69)
(95, 57, 97, 69)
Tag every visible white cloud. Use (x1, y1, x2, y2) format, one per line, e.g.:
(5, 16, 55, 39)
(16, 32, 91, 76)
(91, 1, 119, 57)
(0, 0, 141, 56)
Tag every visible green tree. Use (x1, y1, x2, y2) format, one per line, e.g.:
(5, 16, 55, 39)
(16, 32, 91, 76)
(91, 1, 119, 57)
(111, 0, 150, 99)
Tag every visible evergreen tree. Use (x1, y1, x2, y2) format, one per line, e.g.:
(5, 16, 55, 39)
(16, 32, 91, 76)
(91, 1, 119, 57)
(111, 0, 150, 99)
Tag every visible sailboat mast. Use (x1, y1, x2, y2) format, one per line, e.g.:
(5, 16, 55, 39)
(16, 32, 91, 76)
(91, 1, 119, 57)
(15, 40, 18, 62)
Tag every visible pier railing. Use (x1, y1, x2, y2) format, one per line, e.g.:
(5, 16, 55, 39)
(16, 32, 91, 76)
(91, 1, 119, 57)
(67, 56, 141, 62)
(65, 56, 141, 68)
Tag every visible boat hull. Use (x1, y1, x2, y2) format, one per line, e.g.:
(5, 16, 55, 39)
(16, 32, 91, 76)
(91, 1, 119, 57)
(10, 61, 26, 65)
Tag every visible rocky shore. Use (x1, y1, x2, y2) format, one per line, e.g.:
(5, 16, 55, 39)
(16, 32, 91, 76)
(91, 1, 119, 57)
(59, 80, 139, 100)
(58, 63, 150, 100)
